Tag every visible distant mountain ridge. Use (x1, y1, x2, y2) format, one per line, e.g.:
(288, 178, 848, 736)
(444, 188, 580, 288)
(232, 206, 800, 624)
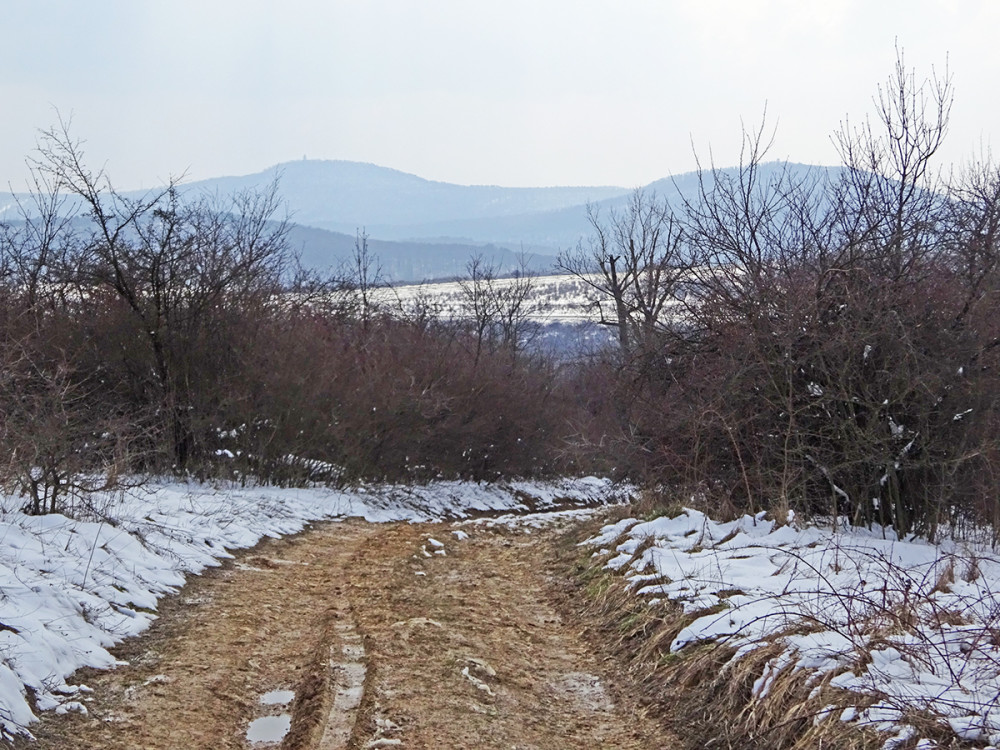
(284, 224, 558, 281)
(0, 160, 840, 282)
(189, 159, 633, 233)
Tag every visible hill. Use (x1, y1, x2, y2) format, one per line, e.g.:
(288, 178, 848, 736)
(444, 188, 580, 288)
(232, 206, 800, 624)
(1, 160, 840, 281)
(285, 224, 557, 281)
(184, 159, 631, 234)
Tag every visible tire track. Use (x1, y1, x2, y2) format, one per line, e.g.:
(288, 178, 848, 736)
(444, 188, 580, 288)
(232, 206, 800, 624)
(22, 520, 377, 750)
(345, 520, 670, 749)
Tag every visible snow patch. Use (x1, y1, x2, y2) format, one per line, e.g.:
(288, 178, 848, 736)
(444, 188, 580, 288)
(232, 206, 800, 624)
(588, 508, 1000, 748)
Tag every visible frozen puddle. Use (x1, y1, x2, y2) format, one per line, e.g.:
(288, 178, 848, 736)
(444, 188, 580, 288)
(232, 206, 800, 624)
(243, 611, 368, 748)
(260, 689, 295, 706)
(246, 687, 294, 745)
(242, 610, 367, 748)
(247, 714, 291, 744)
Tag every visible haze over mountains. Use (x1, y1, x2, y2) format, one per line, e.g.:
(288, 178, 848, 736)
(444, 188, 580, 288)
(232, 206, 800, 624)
(1, 159, 836, 282)
(190, 159, 636, 279)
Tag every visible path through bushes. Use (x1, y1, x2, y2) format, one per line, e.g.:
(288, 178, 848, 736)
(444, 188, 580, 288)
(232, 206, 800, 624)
(21, 515, 670, 749)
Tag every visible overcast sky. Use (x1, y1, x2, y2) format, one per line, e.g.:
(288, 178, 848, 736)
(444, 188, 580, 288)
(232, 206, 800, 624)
(2, 1, 997, 190)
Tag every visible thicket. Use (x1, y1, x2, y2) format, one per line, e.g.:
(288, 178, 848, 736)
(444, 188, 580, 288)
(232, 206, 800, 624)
(0, 122, 578, 514)
(563, 54, 1000, 539)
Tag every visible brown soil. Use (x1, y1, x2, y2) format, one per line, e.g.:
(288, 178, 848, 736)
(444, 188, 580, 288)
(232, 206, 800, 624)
(20, 514, 674, 750)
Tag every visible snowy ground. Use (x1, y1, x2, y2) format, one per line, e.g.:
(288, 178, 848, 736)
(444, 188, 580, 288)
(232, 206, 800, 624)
(588, 509, 1000, 749)
(384, 274, 603, 324)
(0, 476, 623, 742)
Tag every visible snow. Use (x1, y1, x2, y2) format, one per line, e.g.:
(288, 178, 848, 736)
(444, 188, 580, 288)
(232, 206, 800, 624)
(0, 476, 623, 741)
(458, 505, 607, 531)
(587, 508, 1000, 748)
(386, 274, 607, 324)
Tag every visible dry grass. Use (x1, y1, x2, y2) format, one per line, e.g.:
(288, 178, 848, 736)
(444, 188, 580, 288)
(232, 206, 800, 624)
(566, 510, 1000, 749)
(558, 523, 895, 750)
(631, 485, 745, 524)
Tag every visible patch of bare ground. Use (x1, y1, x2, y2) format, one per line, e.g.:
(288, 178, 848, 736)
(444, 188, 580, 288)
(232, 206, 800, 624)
(346, 519, 672, 749)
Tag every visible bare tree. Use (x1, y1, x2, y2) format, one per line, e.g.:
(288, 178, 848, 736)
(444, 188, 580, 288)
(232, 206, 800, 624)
(33, 118, 291, 469)
(558, 189, 687, 356)
(493, 256, 538, 356)
(662, 50, 979, 536)
(346, 227, 384, 326)
(830, 44, 952, 279)
(458, 254, 538, 364)
(1, 163, 79, 311)
(0, 328, 146, 515)
(943, 156, 1000, 323)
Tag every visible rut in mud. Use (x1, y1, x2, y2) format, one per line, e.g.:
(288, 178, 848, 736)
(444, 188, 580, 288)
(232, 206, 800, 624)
(21, 514, 673, 749)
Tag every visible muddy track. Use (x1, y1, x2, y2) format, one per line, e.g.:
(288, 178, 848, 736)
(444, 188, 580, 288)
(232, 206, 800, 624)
(21, 515, 672, 749)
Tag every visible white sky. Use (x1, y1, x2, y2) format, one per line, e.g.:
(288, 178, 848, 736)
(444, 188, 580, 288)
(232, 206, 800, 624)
(2, 0, 997, 189)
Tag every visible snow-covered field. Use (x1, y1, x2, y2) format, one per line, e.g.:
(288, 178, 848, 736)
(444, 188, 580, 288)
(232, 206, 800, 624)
(0, 477, 623, 742)
(382, 274, 603, 323)
(588, 509, 1000, 749)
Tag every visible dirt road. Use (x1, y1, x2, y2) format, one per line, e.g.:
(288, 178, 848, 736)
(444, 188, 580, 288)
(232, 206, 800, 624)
(22, 514, 672, 749)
